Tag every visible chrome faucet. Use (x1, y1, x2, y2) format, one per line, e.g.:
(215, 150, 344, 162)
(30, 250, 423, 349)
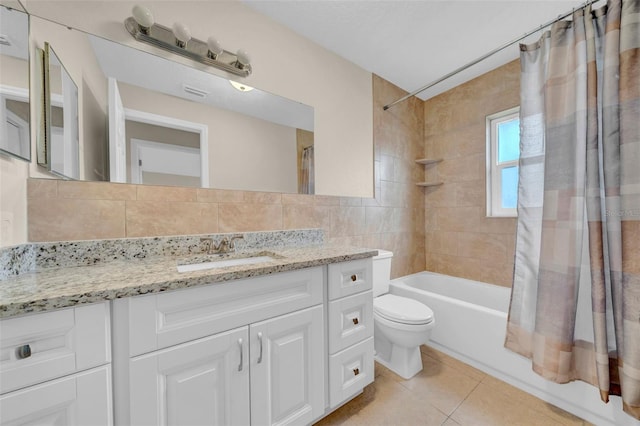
(200, 235, 244, 254)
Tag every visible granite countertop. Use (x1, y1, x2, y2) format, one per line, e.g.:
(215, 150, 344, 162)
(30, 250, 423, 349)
(0, 245, 377, 319)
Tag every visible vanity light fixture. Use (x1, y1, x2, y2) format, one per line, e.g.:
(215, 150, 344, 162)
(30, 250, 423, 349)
(125, 5, 252, 77)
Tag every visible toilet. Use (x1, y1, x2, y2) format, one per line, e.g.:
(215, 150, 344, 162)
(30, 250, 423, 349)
(373, 250, 435, 379)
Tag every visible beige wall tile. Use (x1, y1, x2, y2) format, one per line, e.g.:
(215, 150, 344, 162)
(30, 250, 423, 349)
(126, 201, 218, 237)
(136, 185, 197, 202)
(27, 178, 57, 199)
(330, 206, 366, 237)
(424, 60, 518, 287)
(243, 191, 281, 204)
(380, 180, 407, 208)
(195, 188, 218, 203)
(218, 203, 282, 232)
(457, 232, 508, 263)
(209, 189, 245, 203)
(57, 181, 137, 200)
(365, 206, 395, 234)
(281, 193, 314, 205)
(282, 204, 331, 234)
(313, 195, 340, 206)
(437, 153, 484, 183)
(379, 154, 395, 181)
(339, 196, 362, 206)
(28, 198, 125, 241)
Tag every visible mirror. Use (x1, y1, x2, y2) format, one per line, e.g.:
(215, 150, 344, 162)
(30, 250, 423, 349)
(40, 42, 79, 179)
(29, 16, 315, 194)
(0, 4, 30, 162)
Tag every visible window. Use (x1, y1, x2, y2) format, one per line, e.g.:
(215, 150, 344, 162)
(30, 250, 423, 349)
(486, 107, 520, 217)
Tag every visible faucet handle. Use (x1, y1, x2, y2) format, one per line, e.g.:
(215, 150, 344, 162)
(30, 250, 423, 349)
(229, 235, 244, 250)
(200, 237, 213, 254)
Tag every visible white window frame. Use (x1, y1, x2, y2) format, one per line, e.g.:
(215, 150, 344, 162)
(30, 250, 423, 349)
(486, 106, 520, 217)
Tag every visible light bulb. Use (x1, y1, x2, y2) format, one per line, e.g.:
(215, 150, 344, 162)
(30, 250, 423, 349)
(236, 49, 251, 69)
(132, 5, 154, 33)
(207, 37, 223, 59)
(172, 22, 191, 48)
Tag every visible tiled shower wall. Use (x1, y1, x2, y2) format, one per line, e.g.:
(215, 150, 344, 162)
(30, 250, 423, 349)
(423, 60, 520, 287)
(26, 74, 426, 279)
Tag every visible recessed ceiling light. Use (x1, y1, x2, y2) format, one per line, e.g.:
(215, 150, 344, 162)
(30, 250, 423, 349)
(229, 80, 254, 92)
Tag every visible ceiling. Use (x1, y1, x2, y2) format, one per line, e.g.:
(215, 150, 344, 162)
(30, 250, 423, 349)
(243, 1, 591, 102)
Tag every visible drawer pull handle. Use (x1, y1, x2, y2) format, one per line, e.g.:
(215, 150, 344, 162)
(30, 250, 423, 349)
(353, 368, 360, 376)
(257, 332, 263, 364)
(351, 274, 358, 282)
(237, 338, 243, 372)
(16, 344, 31, 360)
(352, 317, 359, 325)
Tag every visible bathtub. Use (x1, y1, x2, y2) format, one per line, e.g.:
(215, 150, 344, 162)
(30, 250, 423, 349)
(390, 271, 638, 426)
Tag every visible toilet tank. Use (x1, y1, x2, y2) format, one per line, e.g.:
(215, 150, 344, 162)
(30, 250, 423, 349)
(372, 250, 393, 297)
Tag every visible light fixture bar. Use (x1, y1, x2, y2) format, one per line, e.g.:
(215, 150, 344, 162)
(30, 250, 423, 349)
(124, 17, 252, 77)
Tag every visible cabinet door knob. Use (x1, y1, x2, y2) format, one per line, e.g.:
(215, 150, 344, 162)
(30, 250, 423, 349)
(350, 274, 358, 282)
(353, 368, 360, 376)
(16, 344, 31, 359)
(352, 317, 359, 325)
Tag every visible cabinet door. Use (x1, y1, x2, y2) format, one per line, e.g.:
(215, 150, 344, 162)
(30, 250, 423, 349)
(250, 305, 325, 426)
(130, 326, 249, 426)
(0, 365, 112, 425)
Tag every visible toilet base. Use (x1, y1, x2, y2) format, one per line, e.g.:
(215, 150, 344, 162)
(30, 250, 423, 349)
(374, 345, 423, 379)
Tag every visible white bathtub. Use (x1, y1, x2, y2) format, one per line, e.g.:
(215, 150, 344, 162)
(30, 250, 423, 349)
(390, 271, 638, 426)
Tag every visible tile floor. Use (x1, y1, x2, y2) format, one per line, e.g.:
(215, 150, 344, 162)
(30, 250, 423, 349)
(315, 345, 591, 426)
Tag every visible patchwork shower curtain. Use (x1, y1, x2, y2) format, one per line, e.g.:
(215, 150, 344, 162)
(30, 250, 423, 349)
(505, 0, 640, 419)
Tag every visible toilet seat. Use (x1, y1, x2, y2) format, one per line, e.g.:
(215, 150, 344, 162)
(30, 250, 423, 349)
(374, 294, 434, 325)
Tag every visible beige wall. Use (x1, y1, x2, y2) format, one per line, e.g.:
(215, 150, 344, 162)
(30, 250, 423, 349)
(26, 75, 425, 278)
(24, 0, 374, 198)
(423, 60, 520, 287)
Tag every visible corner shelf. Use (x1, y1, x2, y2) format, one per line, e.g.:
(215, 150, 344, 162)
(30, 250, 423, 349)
(415, 158, 443, 187)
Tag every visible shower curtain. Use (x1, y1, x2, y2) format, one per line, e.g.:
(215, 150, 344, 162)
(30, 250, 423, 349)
(505, 0, 640, 419)
(300, 145, 315, 194)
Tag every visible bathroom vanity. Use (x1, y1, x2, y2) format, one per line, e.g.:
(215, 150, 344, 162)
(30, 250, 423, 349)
(0, 231, 376, 425)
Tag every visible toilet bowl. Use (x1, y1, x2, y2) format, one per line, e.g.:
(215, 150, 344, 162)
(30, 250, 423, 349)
(372, 250, 435, 379)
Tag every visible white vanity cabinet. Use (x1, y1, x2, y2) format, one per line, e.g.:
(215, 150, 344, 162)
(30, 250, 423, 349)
(112, 266, 326, 426)
(327, 258, 375, 408)
(0, 302, 113, 425)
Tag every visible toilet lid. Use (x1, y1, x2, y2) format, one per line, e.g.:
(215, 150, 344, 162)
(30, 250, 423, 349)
(374, 294, 434, 325)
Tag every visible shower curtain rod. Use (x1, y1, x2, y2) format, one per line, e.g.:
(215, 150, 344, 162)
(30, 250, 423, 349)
(383, 0, 601, 111)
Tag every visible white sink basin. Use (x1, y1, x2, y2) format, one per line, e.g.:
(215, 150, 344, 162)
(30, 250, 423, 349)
(177, 255, 275, 273)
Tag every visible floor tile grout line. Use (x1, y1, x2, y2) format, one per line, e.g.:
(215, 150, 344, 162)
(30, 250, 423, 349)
(447, 379, 482, 423)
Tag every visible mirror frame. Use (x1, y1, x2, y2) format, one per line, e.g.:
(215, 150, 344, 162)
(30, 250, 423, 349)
(37, 41, 80, 179)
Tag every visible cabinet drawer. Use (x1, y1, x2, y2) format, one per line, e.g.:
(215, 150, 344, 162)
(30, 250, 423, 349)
(0, 302, 111, 394)
(328, 258, 372, 300)
(0, 364, 112, 425)
(120, 267, 324, 357)
(328, 291, 373, 354)
(329, 337, 374, 409)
